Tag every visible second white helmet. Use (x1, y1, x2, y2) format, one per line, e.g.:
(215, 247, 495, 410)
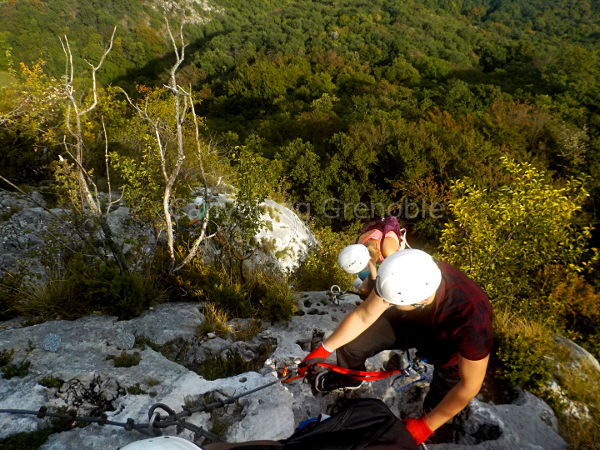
(375, 249, 441, 305)
(120, 436, 203, 450)
(338, 244, 370, 274)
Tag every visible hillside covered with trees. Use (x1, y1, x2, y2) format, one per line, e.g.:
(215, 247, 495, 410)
(1, 0, 599, 447)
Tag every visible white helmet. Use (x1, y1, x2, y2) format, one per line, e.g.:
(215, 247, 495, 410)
(375, 249, 441, 305)
(120, 436, 203, 450)
(338, 244, 370, 274)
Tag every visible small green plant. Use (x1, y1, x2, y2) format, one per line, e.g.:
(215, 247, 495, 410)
(491, 308, 554, 395)
(106, 351, 142, 368)
(39, 376, 63, 389)
(179, 259, 295, 322)
(134, 336, 161, 352)
(195, 343, 273, 381)
(551, 360, 600, 448)
(16, 252, 165, 322)
(0, 205, 21, 222)
(144, 377, 161, 387)
(248, 270, 296, 322)
(183, 394, 202, 409)
(0, 428, 56, 450)
(293, 226, 356, 291)
(197, 303, 231, 338)
(232, 319, 263, 341)
(126, 383, 147, 395)
(0, 348, 15, 366)
(1, 360, 31, 379)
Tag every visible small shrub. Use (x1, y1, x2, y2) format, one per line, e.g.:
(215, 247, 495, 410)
(247, 270, 296, 322)
(195, 343, 273, 380)
(0, 348, 15, 366)
(183, 394, 202, 409)
(492, 308, 554, 395)
(143, 377, 161, 387)
(126, 383, 147, 395)
(17, 253, 165, 321)
(293, 226, 356, 291)
(552, 361, 600, 449)
(232, 319, 263, 341)
(542, 268, 600, 358)
(0, 269, 31, 320)
(198, 303, 231, 338)
(1, 360, 31, 379)
(106, 351, 141, 368)
(0, 428, 55, 450)
(180, 259, 295, 321)
(178, 261, 253, 317)
(134, 336, 160, 352)
(39, 376, 63, 389)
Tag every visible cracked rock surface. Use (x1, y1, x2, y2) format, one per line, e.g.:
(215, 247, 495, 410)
(0, 293, 570, 449)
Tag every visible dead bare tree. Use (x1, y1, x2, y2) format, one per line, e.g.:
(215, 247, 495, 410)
(60, 27, 129, 273)
(121, 17, 215, 274)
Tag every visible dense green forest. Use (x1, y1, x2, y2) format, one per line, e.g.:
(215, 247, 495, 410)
(1, 1, 599, 445)
(2, 0, 599, 231)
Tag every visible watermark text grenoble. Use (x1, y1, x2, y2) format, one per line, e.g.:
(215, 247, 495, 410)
(294, 198, 444, 220)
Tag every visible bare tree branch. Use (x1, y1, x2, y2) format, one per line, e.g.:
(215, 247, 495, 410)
(81, 27, 116, 116)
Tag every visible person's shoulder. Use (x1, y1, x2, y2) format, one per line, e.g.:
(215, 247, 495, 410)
(437, 260, 491, 310)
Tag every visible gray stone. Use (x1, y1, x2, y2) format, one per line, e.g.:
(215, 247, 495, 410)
(553, 335, 600, 372)
(42, 333, 61, 352)
(110, 329, 136, 350)
(0, 296, 571, 449)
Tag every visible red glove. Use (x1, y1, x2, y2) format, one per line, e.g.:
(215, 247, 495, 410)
(403, 417, 433, 445)
(298, 344, 331, 376)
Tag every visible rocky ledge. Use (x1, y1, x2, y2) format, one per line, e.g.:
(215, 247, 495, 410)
(0, 293, 569, 449)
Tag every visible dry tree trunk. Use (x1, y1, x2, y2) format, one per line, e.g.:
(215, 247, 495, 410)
(60, 28, 129, 273)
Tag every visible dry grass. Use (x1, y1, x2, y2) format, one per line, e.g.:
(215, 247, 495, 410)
(551, 357, 600, 449)
(198, 302, 232, 338)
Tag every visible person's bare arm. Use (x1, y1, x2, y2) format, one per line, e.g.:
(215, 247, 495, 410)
(358, 260, 378, 298)
(424, 354, 489, 431)
(323, 290, 390, 351)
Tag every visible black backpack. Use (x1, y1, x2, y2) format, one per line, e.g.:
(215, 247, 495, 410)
(229, 398, 417, 450)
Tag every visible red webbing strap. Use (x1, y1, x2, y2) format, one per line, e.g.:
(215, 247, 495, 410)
(280, 363, 404, 383)
(314, 362, 402, 381)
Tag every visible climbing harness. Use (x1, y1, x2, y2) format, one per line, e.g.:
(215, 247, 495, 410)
(0, 366, 301, 444)
(391, 355, 431, 393)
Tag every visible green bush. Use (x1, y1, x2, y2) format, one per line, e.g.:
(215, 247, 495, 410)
(0, 428, 56, 450)
(293, 226, 356, 291)
(439, 157, 596, 309)
(106, 351, 142, 368)
(39, 376, 63, 389)
(178, 259, 296, 322)
(492, 309, 554, 395)
(1, 360, 31, 379)
(18, 253, 164, 321)
(247, 270, 296, 322)
(195, 343, 273, 380)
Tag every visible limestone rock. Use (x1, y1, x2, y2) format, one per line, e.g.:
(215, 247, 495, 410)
(0, 294, 570, 449)
(553, 335, 600, 372)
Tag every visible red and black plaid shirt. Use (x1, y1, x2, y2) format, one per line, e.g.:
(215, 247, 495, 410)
(405, 260, 493, 368)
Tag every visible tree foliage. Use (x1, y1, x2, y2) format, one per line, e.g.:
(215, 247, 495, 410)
(439, 157, 596, 306)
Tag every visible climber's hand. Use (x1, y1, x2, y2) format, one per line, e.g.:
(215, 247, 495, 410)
(298, 344, 331, 376)
(403, 417, 433, 445)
